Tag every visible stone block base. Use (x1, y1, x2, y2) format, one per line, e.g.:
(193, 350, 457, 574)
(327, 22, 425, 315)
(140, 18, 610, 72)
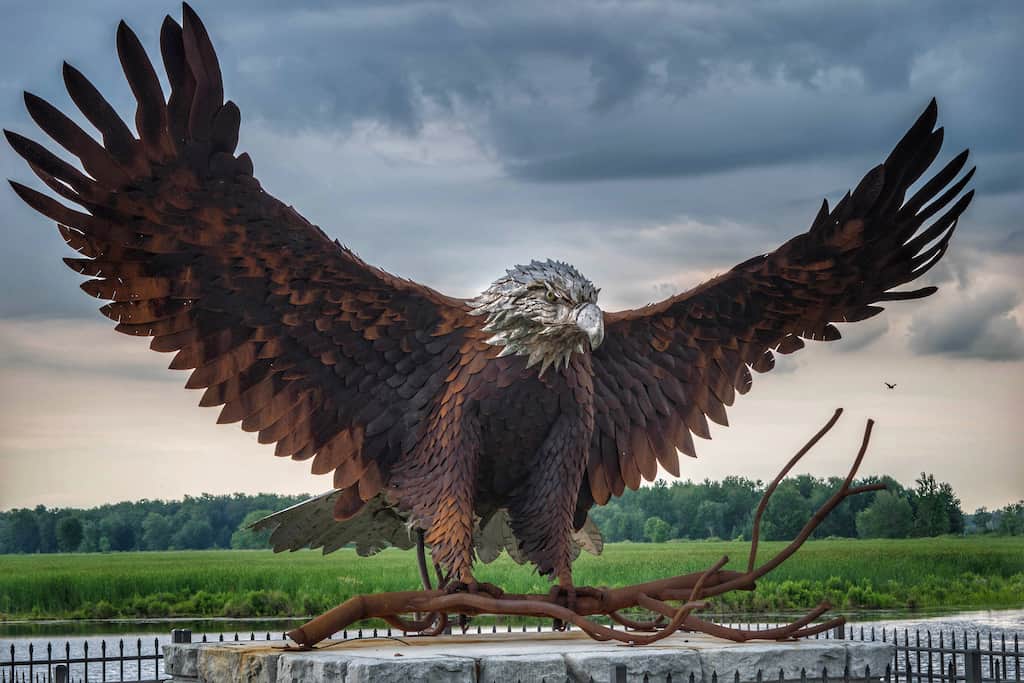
(164, 631, 893, 683)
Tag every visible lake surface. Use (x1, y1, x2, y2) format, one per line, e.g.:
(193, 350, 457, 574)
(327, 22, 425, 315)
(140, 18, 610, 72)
(2, 608, 1022, 681)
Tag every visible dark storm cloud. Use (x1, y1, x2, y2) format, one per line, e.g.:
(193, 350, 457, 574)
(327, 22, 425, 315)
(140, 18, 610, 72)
(908, 289, 1024, 361)
(5, 1, 1019, 171)
(0, 0, 1020, 323)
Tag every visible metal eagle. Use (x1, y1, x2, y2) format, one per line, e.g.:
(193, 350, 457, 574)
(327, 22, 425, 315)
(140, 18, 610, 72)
(6, 5, 974, 601)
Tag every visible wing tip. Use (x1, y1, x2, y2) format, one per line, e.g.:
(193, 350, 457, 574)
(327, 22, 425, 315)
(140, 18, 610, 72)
(162, 14, 182, 32)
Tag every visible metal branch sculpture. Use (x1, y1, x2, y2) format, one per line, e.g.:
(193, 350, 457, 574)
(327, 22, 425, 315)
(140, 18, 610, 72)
(286, 409, 885, 648)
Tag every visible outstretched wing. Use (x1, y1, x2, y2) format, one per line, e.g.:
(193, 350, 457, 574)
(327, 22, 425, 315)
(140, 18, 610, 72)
(581, 100, 974, 512)
(6, 5, 475, 517)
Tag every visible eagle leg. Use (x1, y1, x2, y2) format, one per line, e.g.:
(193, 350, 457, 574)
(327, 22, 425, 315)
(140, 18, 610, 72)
(547, 581, 609, 630)
(507, 413, 593, 591)
(396, 414, 483, 587)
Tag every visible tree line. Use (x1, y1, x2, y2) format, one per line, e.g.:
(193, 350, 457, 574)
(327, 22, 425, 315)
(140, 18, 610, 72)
(0, 475, 1021, 553)
(0, 493, 306, 555)
(589, 472, 1023, 543)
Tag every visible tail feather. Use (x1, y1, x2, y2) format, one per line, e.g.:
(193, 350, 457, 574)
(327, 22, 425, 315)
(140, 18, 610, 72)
(251, 491, 604, 562)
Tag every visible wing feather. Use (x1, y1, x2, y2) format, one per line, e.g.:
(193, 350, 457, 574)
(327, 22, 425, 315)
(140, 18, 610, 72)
(7, 6, 474, 517)
(583, 100, 974, 513)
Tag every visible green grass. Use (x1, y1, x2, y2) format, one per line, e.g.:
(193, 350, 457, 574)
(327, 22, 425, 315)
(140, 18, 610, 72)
(0, 537, 1021, 621)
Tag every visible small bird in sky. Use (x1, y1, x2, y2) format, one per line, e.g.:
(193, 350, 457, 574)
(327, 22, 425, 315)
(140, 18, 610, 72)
(885, 382, 897, 389)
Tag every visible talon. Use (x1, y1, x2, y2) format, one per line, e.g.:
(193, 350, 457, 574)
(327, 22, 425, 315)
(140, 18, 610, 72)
(546, 583, 580, 613)
(444, 580, 504, 600)
(573, 585, 609, 609)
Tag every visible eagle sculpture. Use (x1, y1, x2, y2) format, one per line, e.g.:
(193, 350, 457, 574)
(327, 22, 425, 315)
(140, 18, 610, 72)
(6, 5, 974, 602)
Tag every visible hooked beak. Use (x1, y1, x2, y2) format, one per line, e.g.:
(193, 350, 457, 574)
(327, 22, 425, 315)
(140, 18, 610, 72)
(576, 303, 605, 350)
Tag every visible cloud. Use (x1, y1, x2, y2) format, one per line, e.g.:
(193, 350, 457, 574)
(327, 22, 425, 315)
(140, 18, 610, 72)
(836, 316, 890, 353)
(0, 318, 179, 382)
(908, 288, 1024, 361)
(2, 0, 1018, 324)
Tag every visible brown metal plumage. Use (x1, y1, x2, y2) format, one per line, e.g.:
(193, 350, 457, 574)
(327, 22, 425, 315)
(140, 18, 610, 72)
(7, 4, 975, 645)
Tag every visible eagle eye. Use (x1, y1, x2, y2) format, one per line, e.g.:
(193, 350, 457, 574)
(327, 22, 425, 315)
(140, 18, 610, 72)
(546, 290, 557, 303)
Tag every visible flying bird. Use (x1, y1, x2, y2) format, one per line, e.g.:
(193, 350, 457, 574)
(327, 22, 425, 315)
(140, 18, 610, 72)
(885, 382, 897, 389)
(5, 5, 975, 598)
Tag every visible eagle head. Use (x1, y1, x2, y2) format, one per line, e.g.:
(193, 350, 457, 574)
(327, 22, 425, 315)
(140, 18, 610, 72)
(469, 259, 603, 375)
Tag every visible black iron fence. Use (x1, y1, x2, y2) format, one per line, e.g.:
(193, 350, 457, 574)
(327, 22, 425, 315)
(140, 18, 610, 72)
(1, 623, 1020, 683)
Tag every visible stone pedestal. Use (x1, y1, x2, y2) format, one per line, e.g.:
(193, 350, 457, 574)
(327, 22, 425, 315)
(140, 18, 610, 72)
(164, 631, 893, 683)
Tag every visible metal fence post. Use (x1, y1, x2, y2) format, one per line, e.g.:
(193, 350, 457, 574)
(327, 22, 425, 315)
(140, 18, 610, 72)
(612, 663, 627, 683)
(171, 629, 192, 644)
(54, 664, 68, 683)
(833, 626, 846, 640)
(966, 649, 982, 683)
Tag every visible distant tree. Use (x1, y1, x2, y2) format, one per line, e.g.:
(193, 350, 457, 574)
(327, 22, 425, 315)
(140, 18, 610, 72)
(230, 510, 275, 549)
(173, 516, 214, 549)
(35, 506, 57, 553)
(910, 473, 962, 537)
(968, 507, 992, 534)
(761, 482, 810, 541)
(856, 491, 914, 538)
(998, 502, 1024, 536)
(5, 510, 41, 553)
(101, 514, 136, 551)
(643, 516, 671, 543)
(79, 520, 101, 552)
(56, 516, 84, 552)
(693, 500, 727, 539)
(142, 512, 173, 550)
(596, 507, 644, 542)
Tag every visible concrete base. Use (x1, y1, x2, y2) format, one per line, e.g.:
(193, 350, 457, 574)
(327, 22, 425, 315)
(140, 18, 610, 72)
(164, 631, 894, 683)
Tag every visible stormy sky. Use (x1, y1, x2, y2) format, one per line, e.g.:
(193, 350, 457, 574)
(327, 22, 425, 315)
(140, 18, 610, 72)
(0, 1, 1021, 513)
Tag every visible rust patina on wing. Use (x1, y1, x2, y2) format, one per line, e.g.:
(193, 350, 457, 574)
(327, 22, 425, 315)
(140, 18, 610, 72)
(580, 100, 974, 515)
(4, 6, 477, 521)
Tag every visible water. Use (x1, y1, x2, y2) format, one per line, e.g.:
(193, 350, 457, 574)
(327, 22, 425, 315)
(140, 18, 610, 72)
(1, 609, 1022, 681)
(0, 623, 299, 682)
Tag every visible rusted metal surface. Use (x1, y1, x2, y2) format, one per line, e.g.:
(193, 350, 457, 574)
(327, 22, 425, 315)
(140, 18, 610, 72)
(6, 3, 974, 650)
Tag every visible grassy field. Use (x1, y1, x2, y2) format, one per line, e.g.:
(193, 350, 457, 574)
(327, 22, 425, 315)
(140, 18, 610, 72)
(0, 537, 1022, 621)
